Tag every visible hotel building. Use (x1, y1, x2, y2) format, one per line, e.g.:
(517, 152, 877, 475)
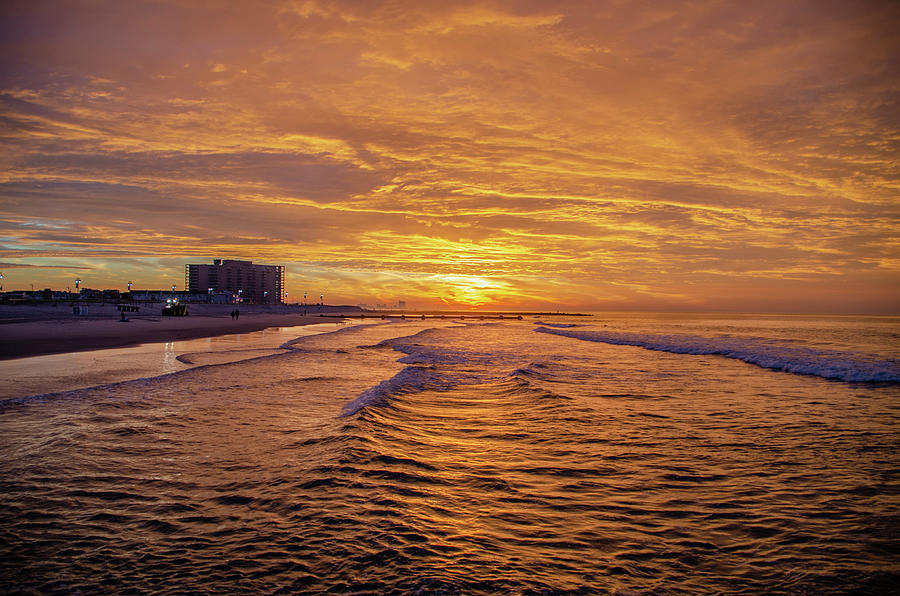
(185, 259, 284, 304)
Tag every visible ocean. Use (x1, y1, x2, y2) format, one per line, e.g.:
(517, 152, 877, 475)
(1, 313, 898, 594)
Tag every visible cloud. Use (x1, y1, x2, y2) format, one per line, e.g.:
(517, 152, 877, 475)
(0, 0, 897, 310)
(11, 149, 387, 202)
(0, 261, 91, 270)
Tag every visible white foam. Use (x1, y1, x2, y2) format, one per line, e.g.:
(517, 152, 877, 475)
(535, 327, 900, 383)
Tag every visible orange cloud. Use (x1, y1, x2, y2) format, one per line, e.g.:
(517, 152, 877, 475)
(0, 0, 898, 312)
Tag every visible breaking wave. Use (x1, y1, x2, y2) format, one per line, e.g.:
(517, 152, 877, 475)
(340, 366, 448, 416)
(535, 326, 900, 383)
(342, 327, 534, 415)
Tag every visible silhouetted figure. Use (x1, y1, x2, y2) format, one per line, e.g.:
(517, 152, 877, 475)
(235, 309, 239, 320)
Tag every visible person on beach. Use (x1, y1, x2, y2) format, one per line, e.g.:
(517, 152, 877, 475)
(235, 309, 239, 320)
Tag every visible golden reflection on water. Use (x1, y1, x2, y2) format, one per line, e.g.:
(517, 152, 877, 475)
(1, 318, 897, 593)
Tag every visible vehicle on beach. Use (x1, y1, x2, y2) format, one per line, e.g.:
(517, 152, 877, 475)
(162, 299, 188, 316)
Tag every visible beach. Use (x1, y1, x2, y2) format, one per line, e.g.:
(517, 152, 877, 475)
(0, 302, 360, 360)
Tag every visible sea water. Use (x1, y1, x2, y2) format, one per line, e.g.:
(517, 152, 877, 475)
(0, 321, 356, 399)
(1, 313, 898, 594)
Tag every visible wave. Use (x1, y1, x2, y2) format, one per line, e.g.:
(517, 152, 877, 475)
(535, 327, 900, 383)
(340, 366, 445, 416)
(534, 321, 579, 328)
(340, 363, 573, 417)
(509, 362, 552, 378)
(280, 320, 391, 350)
(175, 347, 283, 365)
(0, 343, 316, 410)
(342, 327, 540, 416)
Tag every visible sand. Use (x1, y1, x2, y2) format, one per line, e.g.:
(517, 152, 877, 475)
(0, 303, 360, 360)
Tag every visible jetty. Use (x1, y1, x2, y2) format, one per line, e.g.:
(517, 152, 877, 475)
(316, 310, 592, 321)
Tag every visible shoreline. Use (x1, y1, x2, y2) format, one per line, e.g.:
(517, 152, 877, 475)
(0, 304, 358, 361)
(0, 315, 330, 361)
(0, 303, 591, 361)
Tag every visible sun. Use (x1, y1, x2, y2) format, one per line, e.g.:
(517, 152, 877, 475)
(437, 275, 504, 308)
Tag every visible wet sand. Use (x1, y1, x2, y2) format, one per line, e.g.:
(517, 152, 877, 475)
(0, 303, 359, 360)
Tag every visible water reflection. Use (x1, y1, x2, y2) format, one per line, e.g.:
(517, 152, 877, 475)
(0, 321, 371, 400)
(163, 341, 176, 372)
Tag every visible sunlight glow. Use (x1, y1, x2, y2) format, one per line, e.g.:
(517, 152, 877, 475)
(0, 1, 897, 312)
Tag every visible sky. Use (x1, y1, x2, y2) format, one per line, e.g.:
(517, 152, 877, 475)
(1, 0, 898, 312)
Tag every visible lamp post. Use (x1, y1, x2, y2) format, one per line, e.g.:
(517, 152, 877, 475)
(127, 281, 133, 292)
(75, 278, 82, 291)
(303, 292, 307, 305)
(0, 272, 3, 292)
(238, 289, 243, 303)
(320, 293, 324, 306)
(207, 287, 213, 303)
(172, 284, 176, 292)
(285, 292, 289, 304)
(263, 291, 268, 304)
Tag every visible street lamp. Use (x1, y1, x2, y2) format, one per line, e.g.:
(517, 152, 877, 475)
(238, 289, 243, 303)
(263, 291, 268, 303)
(320, 293, 324, 306)
(127, 281, 133, 292)
(303, 292, 307, 305)
(172, 284, 176, 292)
(75, 278, 82, 291)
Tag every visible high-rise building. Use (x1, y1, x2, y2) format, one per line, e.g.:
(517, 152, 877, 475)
(185, 259, 284, 304)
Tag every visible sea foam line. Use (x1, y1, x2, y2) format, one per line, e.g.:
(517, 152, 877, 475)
(535, 326, 900, 383)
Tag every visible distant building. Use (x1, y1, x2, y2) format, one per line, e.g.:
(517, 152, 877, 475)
(185, 259, 284, 304)
(78, 288, 103, 300)
(208, 290, 240, 304)
(131, 290, 213, 303)
(131, 290, 178, 303)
